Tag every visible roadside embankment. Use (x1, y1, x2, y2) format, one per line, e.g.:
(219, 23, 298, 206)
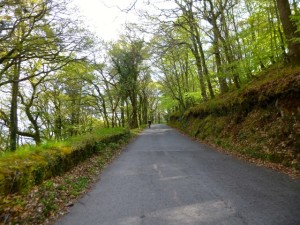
(0, 127, 144, 224)
(0, 128, 130, 195)
(169, 66, 300, 174)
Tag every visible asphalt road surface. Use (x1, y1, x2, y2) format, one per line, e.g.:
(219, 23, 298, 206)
(55, 124, 300, 225)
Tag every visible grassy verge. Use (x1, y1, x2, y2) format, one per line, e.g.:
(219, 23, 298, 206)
(0, 128, 129, 195)
(0, 127, 145, 225)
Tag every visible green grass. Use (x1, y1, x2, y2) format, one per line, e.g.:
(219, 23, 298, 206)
(70, 176, 89, 196)
(0, 127, 130, 195)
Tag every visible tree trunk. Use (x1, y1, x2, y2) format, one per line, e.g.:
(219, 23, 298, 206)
(189, 16, 208, 101)
(141, 92, 148, 125)
(54, 116, 62, 140)
(9, 60, 20, 151)
(24, 107, 41, 145)
(213, 31, 229, 94)
(219, 11, 240, 89)
(276, 0, 300, 65)
(129, 91, 138, 128)
(18, 81, 42, 145)
(126, 99, 130, 127)
(101, 100, 110, 128)
(196, 28, 215, 98)
(191, 41, 208, 101)
(121, 99, 125, 127)
(138, 95, 142, 126)
(273, 0, 288, 61)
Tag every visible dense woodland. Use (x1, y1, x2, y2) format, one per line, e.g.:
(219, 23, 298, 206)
(0, 0, 299, 152)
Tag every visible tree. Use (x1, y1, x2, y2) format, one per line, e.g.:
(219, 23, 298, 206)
(0, 0, 94, 150)
(174, 0, 208, 101)
(276, 0, 300, 65)
(18, 69, 48, 145)
(136, 0, 297, 114)
(109, 38, 146, 128)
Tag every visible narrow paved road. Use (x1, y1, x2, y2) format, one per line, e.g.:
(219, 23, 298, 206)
(55, 124, 300, 225)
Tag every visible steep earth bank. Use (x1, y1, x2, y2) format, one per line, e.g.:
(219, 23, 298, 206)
(169, 66, 300, 176)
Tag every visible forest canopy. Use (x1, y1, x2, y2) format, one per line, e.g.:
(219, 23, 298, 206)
(0, 0, 299, 151)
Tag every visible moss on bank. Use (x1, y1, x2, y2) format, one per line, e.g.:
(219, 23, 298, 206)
(0, 127, 144, 225)
(169, 66, 300, 171)
(0, 128, 130, 195)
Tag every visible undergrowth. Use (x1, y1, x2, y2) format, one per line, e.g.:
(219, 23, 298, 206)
(170, 66, 300, 174)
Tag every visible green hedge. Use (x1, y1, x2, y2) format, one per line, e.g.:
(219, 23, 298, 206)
(0, 128, 130, 195)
